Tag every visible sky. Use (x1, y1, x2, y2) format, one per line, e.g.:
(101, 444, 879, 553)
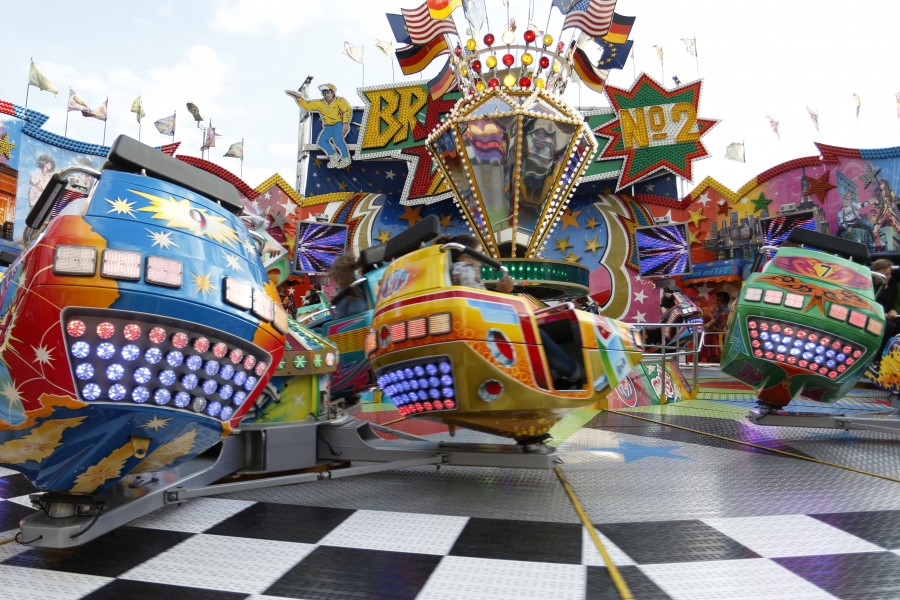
(3, 0, 900, 195)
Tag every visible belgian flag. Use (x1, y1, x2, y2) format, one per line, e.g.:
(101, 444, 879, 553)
(395, 36, 450, 76)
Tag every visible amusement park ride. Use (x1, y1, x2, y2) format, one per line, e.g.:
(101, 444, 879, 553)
(2, 2, 900, 558)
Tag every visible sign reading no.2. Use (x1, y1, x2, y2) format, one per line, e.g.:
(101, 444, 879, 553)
(619, 103, 700, 149)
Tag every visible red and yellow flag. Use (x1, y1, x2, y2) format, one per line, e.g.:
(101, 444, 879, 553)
(427, 0, 461, 20)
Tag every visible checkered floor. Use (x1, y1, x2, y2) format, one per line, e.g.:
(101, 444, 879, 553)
(1, 392, 900, 599)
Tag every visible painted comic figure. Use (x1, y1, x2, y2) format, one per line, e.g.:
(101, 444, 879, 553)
(871, 178, 900, 250)
(286, 78, 352, 169)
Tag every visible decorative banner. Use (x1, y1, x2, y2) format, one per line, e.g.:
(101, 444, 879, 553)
(594, 73, 718, 191)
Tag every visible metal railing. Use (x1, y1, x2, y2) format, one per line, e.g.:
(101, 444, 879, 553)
(627, 321, 706, 400)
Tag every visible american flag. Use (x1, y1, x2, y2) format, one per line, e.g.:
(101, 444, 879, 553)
(562, 0, 617, 37)
(401, 1, 458, 46)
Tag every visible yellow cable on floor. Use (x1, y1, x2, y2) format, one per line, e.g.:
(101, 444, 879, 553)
(554, 466, 634, 600)
(607, 410, 900, 484)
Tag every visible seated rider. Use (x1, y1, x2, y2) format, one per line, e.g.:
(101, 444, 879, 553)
(439, 233, 584, 387)
(328, 253, 368, 319)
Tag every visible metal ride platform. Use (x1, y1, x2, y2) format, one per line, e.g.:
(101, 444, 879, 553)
(1, 364, 899, 599)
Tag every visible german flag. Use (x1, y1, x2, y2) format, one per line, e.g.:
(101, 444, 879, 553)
(428, 58, 457, 100)
(572, 46, 608, 94)
(395, 36, 449, 75)
(604, 13, 636, 45)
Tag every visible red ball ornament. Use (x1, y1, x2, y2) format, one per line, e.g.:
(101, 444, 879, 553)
(471, 59, 482, 72)
(524, 29, 536, 43)
(539, 56, 550, 69)
(502, 53, 515, 67)
(488, 77, 500, 88)
(455, 44, 463, 57)
(519, 76, 531, 88)
(484, 33, 495, 46)
(557, 41, 565, 53)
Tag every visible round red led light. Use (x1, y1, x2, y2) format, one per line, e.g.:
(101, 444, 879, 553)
(97, 322, 116, 339)
(148, 327, 166, 344)
(67, 320, 87, 338)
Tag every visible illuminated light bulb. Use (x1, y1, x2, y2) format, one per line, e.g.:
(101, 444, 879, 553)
(484, 33, 494, 46)
(486, 55, 497, 69)
(543, 34, 553, 47)
(519, 76, 532, 88)
(535, 78, 545, 88)
(504, 74, 516, 87)
(475, 80, 486, 92)
(466, 38, 477, 51)
(471, 59, 482, 72)
(539, 56, 550, 69)
(521, 52, 533, 66)
(502, 30, 515, 44)
(461, 66, 469, 77)
(552, 60, 562, 73)
(524, 29, 536, 44)
(488, 77, 500, 88)
(502, 53, 514, 67)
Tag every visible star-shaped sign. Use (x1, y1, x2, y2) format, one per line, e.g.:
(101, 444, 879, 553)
(751, 192, 772, 212)
(375, 229, 391, 243)
(858, 164, 881, 189)
(687, 207, 706, 227)
(0, 132, 15, 160)
(806, 170, 837, 203)
(564, 251, 581, 263)
(595, 73, 718, 191)
(560, 208, 582, 230)
(584, 235, 602, 254)
(399, 205, 423, 226)
(555, 235, 572, 253)
(585, 216, 599, 229)
(439, 214, 456, 230)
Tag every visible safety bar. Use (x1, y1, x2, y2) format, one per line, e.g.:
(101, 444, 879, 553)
(534, 302, 574, 317)
(628, 320, 705, 398)
(440, 242, 508, 273)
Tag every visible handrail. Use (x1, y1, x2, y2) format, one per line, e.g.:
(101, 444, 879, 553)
(534, 302, 574, 316)
(627, 320, 706, 399)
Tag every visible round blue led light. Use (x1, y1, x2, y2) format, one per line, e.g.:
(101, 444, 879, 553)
(132, 386, 150, 403)
(174, 391, 191, 407)
(394, 371, 403, 381)
(219, 405, 234, 420)
(231, 391, 245, 405)
(220, 364, 235, 381)
(159, 369, 176, 386)
(793, 340, 804, 348)
(166, 351, 184, 367)
(429, 388, 440, 399)
(781, 336, 793, 346)
(82, 383, 101, 401)
(186, 355, 203, 371)
(71, 341, 91, 359)
(763, 342, 774, 351)
(771, 333, 781, 343)
(837, 353, 847, 362)
(790, 347, 801, 356)
(442, 387, 454, 397)
(759, 332, 770, 341)
(428, 376, 440, 388)
(96, 342, 116, 360)
(377, 376, 387, 388)
(418, 378, 429, 389)
(134, 366, 152, 384)
(121, 344, 140, 361)
(106, 363, 125, 381)
(204, 360, 220, 376)
(219, 384, 234, 401)
(417, 390, 428, 401)
(413, 365, 425, 377)
(75, 363, 94, 380)
(425, 363, 438, 376)
(144, 347, 163, 364)
(108, 383, 127, 401)
(814, 355, 826, 364)
(805, 342, 816, 351)
(815, 346, 825, 355)
(182, 373, 198, 390)
(206, 401, 222, 417)
(440, 374, 453, 386)
(825, 349, 836, 359)
(802, 351, 814, 361)
(826, 360, 837, 369)
(233, 371, 247, 386)
(243, 375, 257, 391)
(154, 389, 172, 405)
(202, 379, 218, 395)
(776, 345, 787, 354)
(403, 368, 414, 379)
(409, 379, 420, 390)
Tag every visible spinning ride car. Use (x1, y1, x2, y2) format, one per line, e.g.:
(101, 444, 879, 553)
(0, 136, 287, 494)
(721, 229, 884, 409)
(365, 241, 644, 442)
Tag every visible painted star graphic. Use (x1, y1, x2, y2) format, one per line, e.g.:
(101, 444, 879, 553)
(688, 229, 701, 245)
(595, 73, 718, 190)
(106, 197, 137, 217)
(399, 205, 423, 226)
(385, 170, 396, 180)
(584, 235, 602, 254)
(586, 441, 691, 463)
(0, 132, 15, 159)
(564, 251, 581, 263)
(696, 191, 712, 208)
(140, 416, 171, 432)
(375, 229, 391, 243)
(337, 181, 347, 191)
(147, 229, 178, 249)
(806, 170, 837, 203)
(191, 272, 217, 296)
(280, 198, 297, 214)
(33, 344, 54, 366)
(633, 289, 647, 303)
(643, 181, 655, 192)
(555, 236, 572, 253)
(270, 212, 288, 231)
(687, 207, 706, 227)
(633, 310, 647, 323)
(751, 192, 772, 212)
(439, 214, 455, 230)
(560, 208, 582, 230)
(858, 164, 881, 188)
(716, 199, 730, 215)
(585, 216, 599, 229)
(223, 251, 244, 272)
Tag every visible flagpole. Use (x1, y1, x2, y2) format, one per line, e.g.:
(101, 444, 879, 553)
(694, 37, 700, 79)
(65, 104, 70, 137)
(240, 137, 244, 179)
(25, 59, 32, 110)
(103, 117, 107, 146)
(172, 109, 176, 143)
